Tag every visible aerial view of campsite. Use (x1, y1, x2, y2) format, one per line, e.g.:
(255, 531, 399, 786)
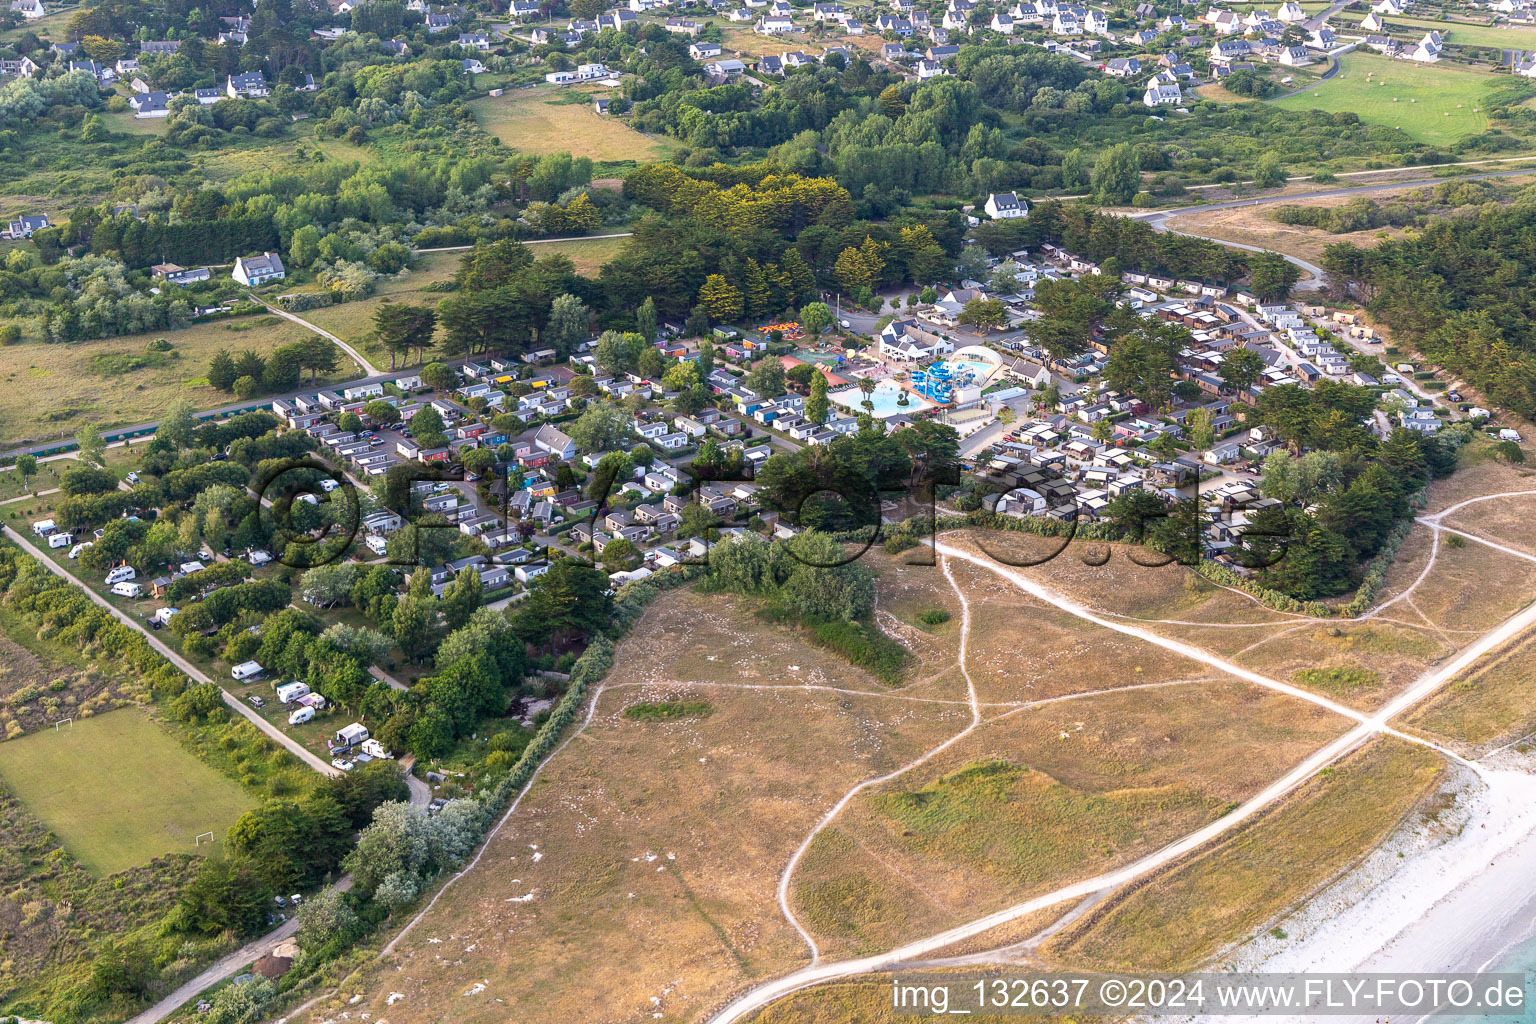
(5, 0, 1536, 1018)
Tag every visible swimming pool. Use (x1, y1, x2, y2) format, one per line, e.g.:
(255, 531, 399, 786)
(830, 379, 936, 418)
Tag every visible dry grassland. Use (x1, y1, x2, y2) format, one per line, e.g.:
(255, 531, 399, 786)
(1045, 738, 1444, 972)
(792, 677, 1349, 958)
(1403, 631, 1536, 750)
(348, 589, 971, 1024)
(1233, 619, 1451, 713)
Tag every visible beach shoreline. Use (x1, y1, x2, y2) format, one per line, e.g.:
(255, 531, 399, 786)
(1196, 762, 1536, 1023)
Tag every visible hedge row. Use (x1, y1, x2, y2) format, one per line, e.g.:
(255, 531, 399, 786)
(277, 292, 336, 313)
(473, 567, 698, 819)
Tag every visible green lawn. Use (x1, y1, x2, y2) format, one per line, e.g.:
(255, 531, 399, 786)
(1273, 51, 1496, 145)
(0, 709, 255, 875)
(1334, 13, 1536, 49)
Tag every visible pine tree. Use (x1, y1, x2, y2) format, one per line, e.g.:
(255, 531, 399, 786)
(635, 296, 657, 342)
(699, 274, 744, 322)
(780, 247, 816, 306)
(207, 349, 238, 392)
(744, 258, 771, 319)
(807, 371, 830, 425)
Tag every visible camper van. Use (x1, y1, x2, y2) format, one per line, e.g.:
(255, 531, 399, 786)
(288, 706, 315, 726)
(230, 660, 264, 682)
(31, 519, 56, 537)
(48, 532, 73, 549)
(110, 581, 144, 598)
(276, 681, 312, 704)
(152, 607, 179, 626)
(105, 566, 137, 585)
(68, 541, 92, 559)
(360, 738, 394, 759)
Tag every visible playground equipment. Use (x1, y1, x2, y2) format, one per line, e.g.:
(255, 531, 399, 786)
(757, 321, 805, 339)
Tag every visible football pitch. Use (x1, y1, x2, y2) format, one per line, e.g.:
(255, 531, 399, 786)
(0, 710, 254, 875)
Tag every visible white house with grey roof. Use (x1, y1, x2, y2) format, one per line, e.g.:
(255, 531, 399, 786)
(232, 252, 286, 286)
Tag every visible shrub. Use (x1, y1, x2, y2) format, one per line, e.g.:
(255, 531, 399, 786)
(622, 700, 714, 721)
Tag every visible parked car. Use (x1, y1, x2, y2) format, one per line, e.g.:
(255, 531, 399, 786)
(248, 694, 266, 708)
(330, 757, 355, 771)
(1447, 390, 1463, 402)
(125, 472, 139, 484)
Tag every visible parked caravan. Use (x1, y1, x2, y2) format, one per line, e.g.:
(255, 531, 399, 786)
(230, 660, 264, 681)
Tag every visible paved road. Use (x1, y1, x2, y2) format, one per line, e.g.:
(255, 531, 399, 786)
(3, 526, 341, 777)
(1304, 0, 1353, 31)
(3, 529, 435, 1024)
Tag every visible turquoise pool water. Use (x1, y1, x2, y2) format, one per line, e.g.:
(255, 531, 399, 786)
(830, 380, 934, 418)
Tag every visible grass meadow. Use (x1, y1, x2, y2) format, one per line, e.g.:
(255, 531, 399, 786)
(1272, 51, 1497, 146)
(0, 709, 255, 875)
(0, 315, 345, 445)
(468, 86, 675, 162)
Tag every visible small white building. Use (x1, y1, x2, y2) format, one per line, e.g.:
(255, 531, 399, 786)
(983, 191, 1029, 219)
(232, 252, 286, 286)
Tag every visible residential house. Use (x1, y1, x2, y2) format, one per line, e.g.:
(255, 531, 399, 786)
(153, 263, 211, 285)
(3, 214, 48, 239)
(755, 14, 797, 33)
(232, 252, 286, 286)
(983, 191, 1029, 219)
(1406, 30, 1442, 61)
(545, 61, 612, 83)
(1143, 81, 1182, 105)
(226, 71, 270, 97)
(879, 319, 955, 362)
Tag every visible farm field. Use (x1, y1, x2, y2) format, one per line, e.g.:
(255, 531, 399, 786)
(303, 238, 627, 356)
(0, 708, 255, 875)
(1272, 51, 1496, 145)
(468, 86, 675, 161)
(298, 251, 463, 358)
(101, 110, 171, 137)
(525, 232, 631, 273)
(0, 315, 353, 446)
(1163, 194, 1421, 264)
